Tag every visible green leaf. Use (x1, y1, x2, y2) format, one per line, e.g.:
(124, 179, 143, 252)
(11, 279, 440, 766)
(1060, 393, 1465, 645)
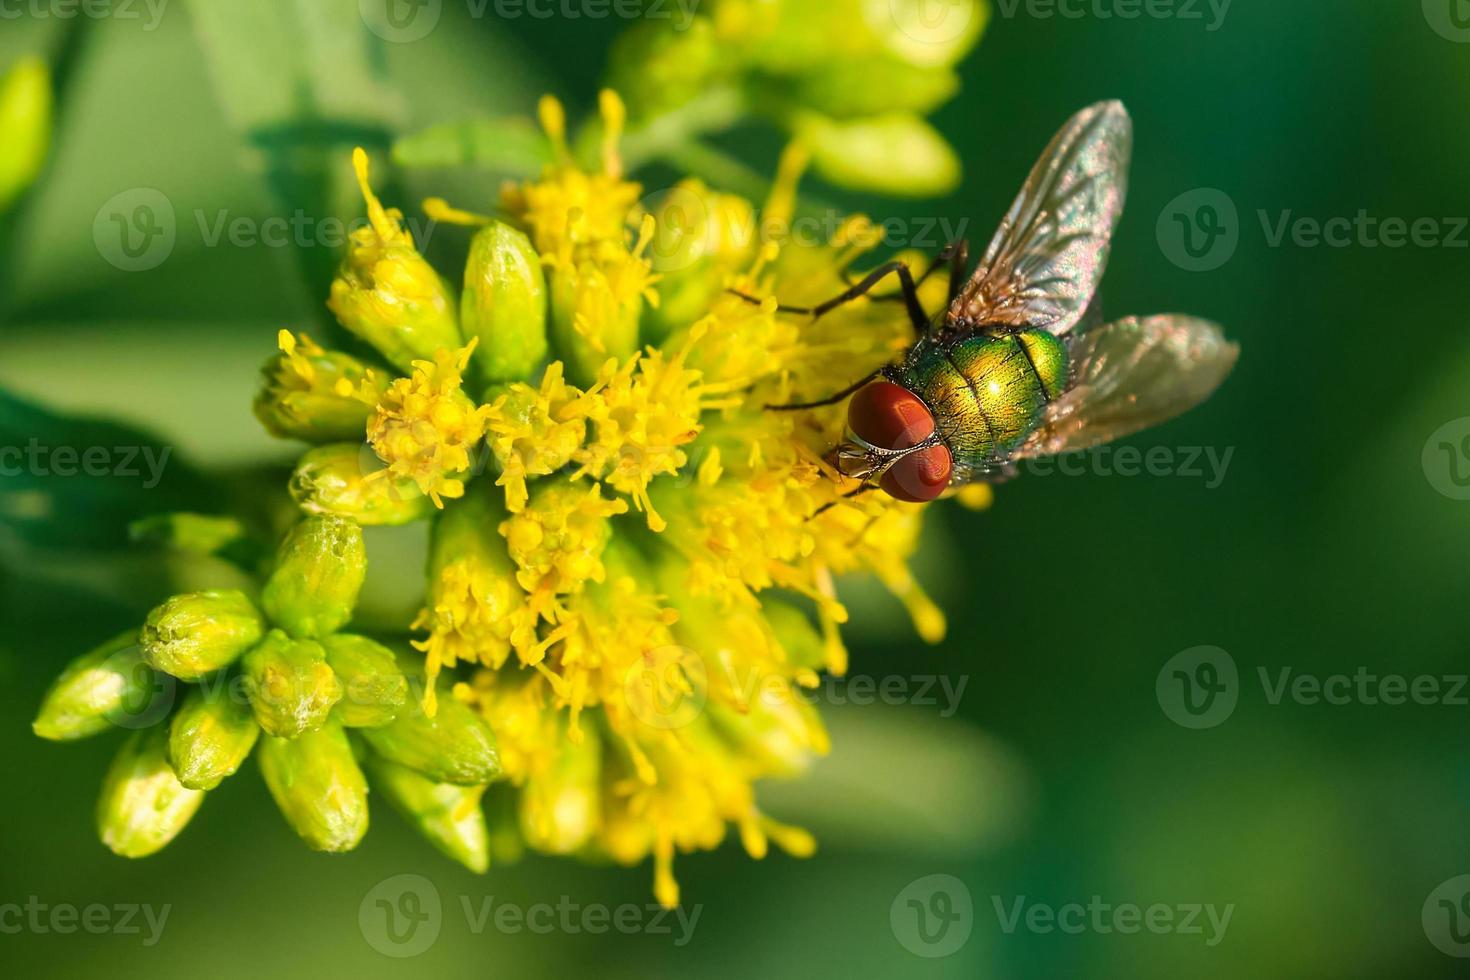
(185, 0, 408, 312)
(0, 386, 214, 551)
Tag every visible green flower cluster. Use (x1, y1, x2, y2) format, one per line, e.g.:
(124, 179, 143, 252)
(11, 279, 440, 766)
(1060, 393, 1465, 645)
(33, 514, 502, 871)
(607, 0, 987, 195)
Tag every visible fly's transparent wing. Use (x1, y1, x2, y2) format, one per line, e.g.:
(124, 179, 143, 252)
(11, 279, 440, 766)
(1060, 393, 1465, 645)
(1012, 315, 1238, 458)
(953, 101, 1132, 337)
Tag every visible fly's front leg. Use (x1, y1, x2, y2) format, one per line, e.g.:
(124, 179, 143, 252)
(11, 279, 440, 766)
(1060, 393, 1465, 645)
(730, 260, 930, 336)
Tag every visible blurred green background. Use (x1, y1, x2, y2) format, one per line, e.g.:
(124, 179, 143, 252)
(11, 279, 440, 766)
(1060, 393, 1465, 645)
(2, 1, 1468, 977)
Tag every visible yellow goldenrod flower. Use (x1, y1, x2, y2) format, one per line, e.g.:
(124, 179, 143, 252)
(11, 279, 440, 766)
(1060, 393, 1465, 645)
(482, 361, 592, 513)
(329, 148, 461, 372)
(366, 342, 491, 508)
(253, 331, 387, 442)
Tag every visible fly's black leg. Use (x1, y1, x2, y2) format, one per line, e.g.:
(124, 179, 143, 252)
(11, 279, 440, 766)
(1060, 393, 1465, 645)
(946, 239, 971, 305)
(765, 370, 881, 411)
(729, 260, 930, 336)
(810, 484, 879, 520)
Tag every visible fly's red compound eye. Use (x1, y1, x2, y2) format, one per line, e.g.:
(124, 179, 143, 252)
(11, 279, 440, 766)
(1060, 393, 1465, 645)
(846, 382, 951, 502)
(880, 444, 953, 502)
(847, 381, 935, 450)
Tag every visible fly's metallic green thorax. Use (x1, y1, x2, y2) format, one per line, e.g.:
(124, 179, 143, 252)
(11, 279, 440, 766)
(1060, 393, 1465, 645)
(889, 328, 1068, 471)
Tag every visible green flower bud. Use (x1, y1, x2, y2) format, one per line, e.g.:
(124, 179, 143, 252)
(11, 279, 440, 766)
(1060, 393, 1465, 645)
(33, 632, 168, 740)
(328, 149, 460, 372)
(461, 221, 548, 385)
(875, 0, 987, 69)
(261, 515, 367, 639)
(795, 112, 961, 196)
(360, 686, 501, 786)
(607, 18, 729, 120)
(242, 630, 343, 739)
(140, 590, 265, 681)
(367, 755, 488, 873)
(782, 59, 959, 120)
(548, 257, 642, 388)
(253, 331, 389, 442)
(323, 633, 408, 728)
(717, 0, 984, 72)
(0, 56, 52, 213)
(167, 687, 260, 790)
(645, 180, 756, 338)
(257, 723, 369, 852)
(96, 727, 205, 858)
(289, 442, 434, 526)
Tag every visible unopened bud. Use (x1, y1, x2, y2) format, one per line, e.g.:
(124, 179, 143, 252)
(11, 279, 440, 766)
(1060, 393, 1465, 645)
(139, 590, 264, 680)
(367, 754, 489, 873)
(289, 442, 433, 526)
(360, 686, 501, 785)
(96, 727, 205, 858)
(0, 56, 51, 213)
(323, 633, 408, 728)
(33, 632, 165, 740)
(254, 331, 387, 441)
(461, 221, 548, 384)
(257, 722, 369, 852)
(328, 148, 461, 372)
(242, 630, 343, 739)
(167, 687, 260, 790)
(795, 112, 960, 197)
(261, 515, 367, 638)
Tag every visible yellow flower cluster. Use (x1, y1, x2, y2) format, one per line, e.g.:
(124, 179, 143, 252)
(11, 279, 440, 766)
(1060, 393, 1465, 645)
(255, 91, 969, 905)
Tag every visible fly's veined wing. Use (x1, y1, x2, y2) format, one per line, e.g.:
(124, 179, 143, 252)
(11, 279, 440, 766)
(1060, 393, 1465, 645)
(953, 101, 1132, 337)
(1012, 315, 1238, 458)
